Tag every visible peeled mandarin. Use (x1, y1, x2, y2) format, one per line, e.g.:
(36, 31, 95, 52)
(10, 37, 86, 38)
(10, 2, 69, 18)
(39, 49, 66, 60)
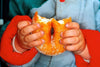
(32, 12, 72, 56)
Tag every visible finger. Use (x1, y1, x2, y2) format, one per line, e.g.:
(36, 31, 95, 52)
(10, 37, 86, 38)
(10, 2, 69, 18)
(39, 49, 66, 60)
(28, 39, 45, 48)
(61, 29, 80, 38)
(60, 37, 79, 45)
(64, 39, 84, 52)
(64, 44, 81, 51)
(18, 21, 31, 30)
(20, 23, 40, 36)
(66, 22, 80, 29)
(24, 31, 44, 42)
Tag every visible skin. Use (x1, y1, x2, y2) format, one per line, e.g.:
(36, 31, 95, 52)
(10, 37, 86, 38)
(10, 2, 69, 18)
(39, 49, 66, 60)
(15, 21, 90, 60)
(60, 22, 90, 60)
(15, 21, 45, 52)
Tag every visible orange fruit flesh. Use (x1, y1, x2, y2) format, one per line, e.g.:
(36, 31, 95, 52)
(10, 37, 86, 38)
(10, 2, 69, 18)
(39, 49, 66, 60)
(32, 12, 72, 56)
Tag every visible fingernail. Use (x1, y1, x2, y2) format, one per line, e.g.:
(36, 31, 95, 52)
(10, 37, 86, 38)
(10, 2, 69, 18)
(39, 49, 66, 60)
(66, 24, 69, 27)
(41, 31, 44, 35)
(60, 32, 63, 37)
(28, 21, 32, 24)
(63, 46, 65, 49)
(37, 23, 40, 27)
(59, 39, 62, 44)
(42, 39, 45, 43)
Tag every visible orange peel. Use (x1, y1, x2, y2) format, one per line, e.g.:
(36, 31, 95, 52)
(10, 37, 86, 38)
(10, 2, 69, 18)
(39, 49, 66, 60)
(32, 12, 72, 56)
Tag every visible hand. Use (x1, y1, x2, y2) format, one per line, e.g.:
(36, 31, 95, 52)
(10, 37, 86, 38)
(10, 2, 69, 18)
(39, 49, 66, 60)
(60, 22, 90, 59)
(14, 21, 44, 53)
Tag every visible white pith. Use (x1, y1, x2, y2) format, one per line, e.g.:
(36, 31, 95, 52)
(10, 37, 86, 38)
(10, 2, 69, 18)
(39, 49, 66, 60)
(38, 15, 52, 24)
(58, 20, 64, 24)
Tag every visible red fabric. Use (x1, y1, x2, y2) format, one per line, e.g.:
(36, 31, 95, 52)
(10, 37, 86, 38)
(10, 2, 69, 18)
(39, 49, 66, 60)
(0, 15, 38, 65)
(1, 15, 100, 67)
(75, 30, 100, 67)
(60, 0, 65, 2)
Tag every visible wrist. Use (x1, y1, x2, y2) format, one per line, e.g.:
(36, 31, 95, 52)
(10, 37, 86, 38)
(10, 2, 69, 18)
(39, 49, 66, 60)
(12, 35, 27, 53)
(79, 45, 91, 60)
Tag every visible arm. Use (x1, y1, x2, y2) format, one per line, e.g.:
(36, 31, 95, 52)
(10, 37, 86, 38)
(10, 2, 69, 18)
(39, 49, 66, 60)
(75, 30, 100, 67)
(0, 15, 38, 65)
(0, 0, 47, 65)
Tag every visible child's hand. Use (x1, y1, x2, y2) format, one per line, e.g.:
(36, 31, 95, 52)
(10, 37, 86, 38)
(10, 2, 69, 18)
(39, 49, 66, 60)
(60, 22, 90, 59)
(14, 21, 44, 53)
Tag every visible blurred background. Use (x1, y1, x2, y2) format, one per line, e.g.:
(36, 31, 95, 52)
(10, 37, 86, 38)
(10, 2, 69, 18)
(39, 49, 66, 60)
(0, 0, 11, 38)
(0, 0, 9, 66)
(0, 0, 10, 25)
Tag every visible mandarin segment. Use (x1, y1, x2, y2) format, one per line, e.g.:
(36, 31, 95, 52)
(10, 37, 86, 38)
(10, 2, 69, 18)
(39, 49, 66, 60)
(32, 12, 72, 56)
